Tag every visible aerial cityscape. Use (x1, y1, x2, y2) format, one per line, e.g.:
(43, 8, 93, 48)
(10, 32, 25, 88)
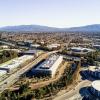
(0, 0, 100, 100)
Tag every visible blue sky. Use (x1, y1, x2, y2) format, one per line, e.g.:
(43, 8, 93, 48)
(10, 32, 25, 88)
(0, 0, 100, 28)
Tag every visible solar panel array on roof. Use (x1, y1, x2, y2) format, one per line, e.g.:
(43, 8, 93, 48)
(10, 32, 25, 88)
(39, 55, 59, 69)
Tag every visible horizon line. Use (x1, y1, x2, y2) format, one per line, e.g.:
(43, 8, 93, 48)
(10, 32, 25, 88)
(0, 23, 100, 29)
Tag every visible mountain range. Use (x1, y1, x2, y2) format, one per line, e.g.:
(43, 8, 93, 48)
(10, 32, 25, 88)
(0, 24, 100, 32)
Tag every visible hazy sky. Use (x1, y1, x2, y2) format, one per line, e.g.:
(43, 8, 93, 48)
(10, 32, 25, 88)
(0, 0, 100, 28)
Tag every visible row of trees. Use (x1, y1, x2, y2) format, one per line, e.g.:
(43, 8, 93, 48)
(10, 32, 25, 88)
(82, 51, 99, 66)
(0, 50, 18, 64)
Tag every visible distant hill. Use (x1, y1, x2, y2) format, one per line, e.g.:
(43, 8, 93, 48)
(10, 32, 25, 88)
(65, 24, 100, 32)
(0, 24, 100, 32)
(0, 25, 60, 32)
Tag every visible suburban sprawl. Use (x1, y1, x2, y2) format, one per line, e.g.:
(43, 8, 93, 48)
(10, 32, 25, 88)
(0, 31, 100, 100)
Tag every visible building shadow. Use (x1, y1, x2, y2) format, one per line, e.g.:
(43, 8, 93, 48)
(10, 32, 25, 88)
(80, 70, 99, 81)
(79, 87, 89, 97)
(22, 59, 46, 78)
(79, 86, 100, 100)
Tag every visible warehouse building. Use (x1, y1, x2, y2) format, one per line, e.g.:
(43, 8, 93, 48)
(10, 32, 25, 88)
(90, 80, 100, 97)
(88, 66, 100, 78)
(47, 43, 61, 50)
(32, 54, 63, 77)
(0, 55, 34, 73)
(71, 47, 94, 53)
(31, 44, 40, 48)
(0, 70, 7, 77)
(93, 45, 100, 50)
(20, 50, 43, 56)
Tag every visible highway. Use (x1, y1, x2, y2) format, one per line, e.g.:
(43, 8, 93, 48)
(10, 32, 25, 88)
(54, 79, 91, 100)
(0, 52, 53, 93)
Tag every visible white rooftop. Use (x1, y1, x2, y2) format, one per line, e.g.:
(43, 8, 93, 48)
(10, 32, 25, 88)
(0, 55, 33, 70)
(0, 70, 7, 76)
(24, 50, 41, 54)
(93, 45, 100, 47)
(92, 80, 100, 91)
(31, 44, 40, 47)
(47, 44, 60, 48)
(71, 47, 94, 52)
(37, 55, 60, 69)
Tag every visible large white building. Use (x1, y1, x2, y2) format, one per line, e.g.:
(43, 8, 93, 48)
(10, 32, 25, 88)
(32, 55, 63, 77)
(0, 55, 34, 73)
(0, 70, 7, 77)
(90, 80, 100, 97)
(70, 47, 94, 55)
(47, 44, 61, 50)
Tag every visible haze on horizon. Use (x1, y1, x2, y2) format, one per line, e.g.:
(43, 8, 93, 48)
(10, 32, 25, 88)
(0, 0, 100, 28)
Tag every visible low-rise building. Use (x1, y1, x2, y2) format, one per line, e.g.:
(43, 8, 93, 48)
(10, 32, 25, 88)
(0, 55, 34, 73)
(20, 50, 43, 56)
(70, 47, 94, 56)
(0, 45, 9, 49)
(32, 54, 63, 77)
(47, 43, 61, 50)
(93, 45, 100, 50)
(0, 70, 7, 77)
(31, 44, 40, 48)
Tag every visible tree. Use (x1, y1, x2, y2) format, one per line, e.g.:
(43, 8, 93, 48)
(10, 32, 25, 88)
(19, 82, 29, 94)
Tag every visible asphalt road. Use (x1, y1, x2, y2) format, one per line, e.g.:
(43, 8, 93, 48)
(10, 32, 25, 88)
(0, 52, 52, 93)
(0, 38, 73, 93)
(54, 80, 91, 100)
